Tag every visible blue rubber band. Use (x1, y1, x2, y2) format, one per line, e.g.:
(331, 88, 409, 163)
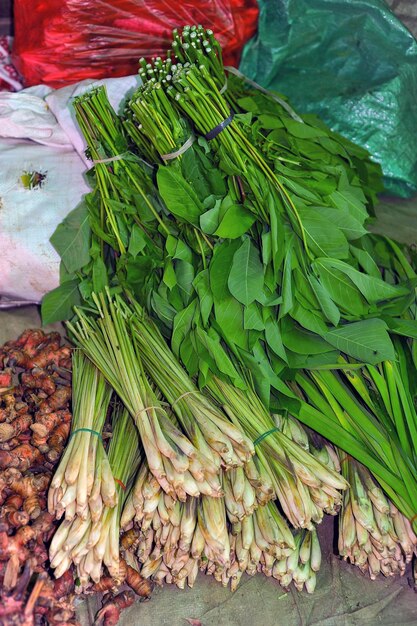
(204, 111, 234, 141)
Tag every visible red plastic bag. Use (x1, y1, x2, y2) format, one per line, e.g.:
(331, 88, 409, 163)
(13, 0, 259, 88)
(0, 37, 23, 92)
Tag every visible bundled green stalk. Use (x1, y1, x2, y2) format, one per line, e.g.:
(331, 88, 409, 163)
(208, 376, 347, 529)
(121, 493, 303, 593)
(48, 351, 114, 522)
(127, 298, 255, 470)
(338, 454, 417, 579)
(50, 405, 140, 585)
(73, 87, 166, 257)
(227, 501, 296, 589)
(44, 27, 417, 591)
(286, 350, 417, 530)
(271, 528, 321, 593)
(67, 290, 222, 500)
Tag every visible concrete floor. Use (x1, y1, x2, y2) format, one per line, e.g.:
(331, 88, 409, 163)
(1, 196, 417, 625)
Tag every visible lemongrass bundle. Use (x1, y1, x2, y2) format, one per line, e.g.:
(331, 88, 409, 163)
(279, 415, 344, 517)
(208, 376, 347, 529)
(270, 528, 321, 593)
(338, 455, 417, 579)
(129, 302, 255, 470)
(67, 291, 221, 500)
(125, 494, 230, 589)
(50, 405, 140, 586)
(218, 501, 296, 591)
(48, 351, 114, 522)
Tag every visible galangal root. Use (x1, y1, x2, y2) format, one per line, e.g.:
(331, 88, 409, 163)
(0, 329, 78, 626)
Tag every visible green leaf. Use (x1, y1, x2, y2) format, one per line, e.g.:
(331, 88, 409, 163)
(157, 167, 203, 226)
(41, 279, 81, 325)
(291, 301, 329, 336)
(237, 345, 270, 406)
(151, 291, 177, 327)
(179, 333, 199, 377)
(308, 274, 340, 326)
(312, 260, 369, 316)
(213, 300, 247, 349)
(162, 260, 177, 290)
(193, 270, 213, 326)
(384, 318, 417, 340)
(200, 203, 220, 235)
(175, 260, 195, 306)
(171, 300, 198, 356)
(299, 208, 349, 259)
(228, 238, 264, 306)
(280, 176, 319, 203)
(281, 316, 334, 355)
(128, 224, 147, 257)
(324, 319, 395, 364)
(315, 258, 410, 304)
(261, 232, 272, 266)
(350, 245, 381, 278)
(196, 327, 243, 383)
(173, 239, 193, 263)
(286, 349, 342, 369)
(244, 303, 265, 331)
(126, 256, 158, 301)
(314, 206, 367, 241)
(50, 201, 90, 274)
(210, 241, 240, 300)
(210, 241, 247, 349)
(182, 147, 226, 198)
(214, 204, 256, 239)
(181, 149, 213, 201)
(279, 237, 293, 319)
(92, 256, 108, 293)
(285, 120, 327, 139)
(265, 317, 288, 363)
(258, 114, 285, 129)
(165, 235, 177, 257)
(329, 189, 368, 224)
(269, 196, 285, 278)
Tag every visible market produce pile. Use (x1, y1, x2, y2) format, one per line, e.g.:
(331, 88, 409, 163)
(5, 23, 416, 624)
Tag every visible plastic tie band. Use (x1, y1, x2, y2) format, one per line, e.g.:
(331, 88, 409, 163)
(160, 134, 195, 161)
(171, 390, 202, 408)
(224, 66, 304, 124)
(92, 153, 127, 165)
(219, 78, 228, 95)
(114, 478, 126, 491)
(204, 110, 235, 141)
(70, 427, 102, 441)
(135, 405, 167, 419)
(253, 427, 280, 447)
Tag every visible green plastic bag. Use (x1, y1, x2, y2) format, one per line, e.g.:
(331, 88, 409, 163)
(239, 0, 417, 197)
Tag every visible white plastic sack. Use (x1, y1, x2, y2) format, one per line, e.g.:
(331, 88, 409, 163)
(0, 75, 141, 305)
(0, 137, 90, 303)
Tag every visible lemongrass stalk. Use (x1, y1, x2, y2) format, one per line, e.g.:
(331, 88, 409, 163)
(127, 302, 254, 469)
(68, 291, 216, 499)
(50, 351, 113, 523)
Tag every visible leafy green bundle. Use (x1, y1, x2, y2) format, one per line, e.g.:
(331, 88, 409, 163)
(43, 26, 417, 532)
(43, 27, 409, 404)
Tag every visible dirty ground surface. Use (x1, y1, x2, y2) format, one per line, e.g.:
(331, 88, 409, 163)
(1, 196, 417, 626)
